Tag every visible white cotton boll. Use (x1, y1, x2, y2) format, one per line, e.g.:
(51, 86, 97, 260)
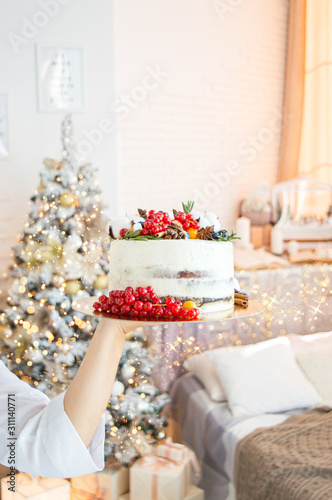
(129, 215, 145, 224)
(198, 216, 210, 228)
(200, 212, 221, 231)
(110, 217, 131, 238)
(205, 212, 216, 219)
(133, 223, 142, 231)
(166, 210, 174, 219)
(112, 380, 125, 397)
(191, 210, 203, 221)
(213, 219, 221, 231)
(205, 213, 221, 231)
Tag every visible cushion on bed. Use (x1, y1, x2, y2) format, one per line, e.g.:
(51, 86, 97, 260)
(207, 337, 322, 417)
(296, 343, 332, 401)
(183, 353, 226, 402)
(288, 331, 332, 354)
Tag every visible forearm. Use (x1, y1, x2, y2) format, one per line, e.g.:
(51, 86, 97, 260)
(64, 319, 125, 447)
(0, 464, 10, 479)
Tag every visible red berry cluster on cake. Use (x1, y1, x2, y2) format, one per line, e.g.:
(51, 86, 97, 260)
(123, 209, 200, 240)
(109, 201, 237, 242)
(101, 202, 240, 321)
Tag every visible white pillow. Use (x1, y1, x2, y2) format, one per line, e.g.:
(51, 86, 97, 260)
(296, 343, 332, 401)
(207, 337, 322, 417)
(183, 353, 226, 402)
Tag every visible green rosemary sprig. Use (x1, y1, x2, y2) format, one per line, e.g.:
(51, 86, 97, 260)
(216, 230, 241, 242)
(122, 230, 156, 240)
(182, 200, 195, 214)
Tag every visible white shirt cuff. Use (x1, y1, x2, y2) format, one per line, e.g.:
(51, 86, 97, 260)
(39, 391, 105, 478)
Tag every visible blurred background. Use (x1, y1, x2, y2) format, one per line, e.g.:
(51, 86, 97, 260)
(1, 2, 332, 497)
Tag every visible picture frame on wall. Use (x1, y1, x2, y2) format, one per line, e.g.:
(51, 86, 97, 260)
(37, 45, 85, 112)
(0, 93, 10, 160)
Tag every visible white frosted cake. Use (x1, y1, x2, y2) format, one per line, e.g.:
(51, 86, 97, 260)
(109, 239, 234, 313)
(107, 203, 239, 316)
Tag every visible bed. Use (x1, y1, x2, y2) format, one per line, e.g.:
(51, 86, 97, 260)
(169, 333, 332, 500)
(170, 373, 302, 500)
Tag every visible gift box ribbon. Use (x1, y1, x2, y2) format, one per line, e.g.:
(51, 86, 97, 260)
(160, 438, 201, 479)
(140, 455, 179, 500)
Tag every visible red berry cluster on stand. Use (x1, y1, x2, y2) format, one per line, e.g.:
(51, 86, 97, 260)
(93, 286, 199, 321)
(174, 211, 199, 231)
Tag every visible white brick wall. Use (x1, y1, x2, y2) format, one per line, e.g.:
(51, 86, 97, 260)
(0, 190, 16, 275)
(113, 0, 288, 229)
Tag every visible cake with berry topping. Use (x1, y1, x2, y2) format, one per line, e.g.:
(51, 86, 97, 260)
(108, 202, 239, 315)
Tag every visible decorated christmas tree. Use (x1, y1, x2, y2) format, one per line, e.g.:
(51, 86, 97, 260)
(0, 115, 169, 466)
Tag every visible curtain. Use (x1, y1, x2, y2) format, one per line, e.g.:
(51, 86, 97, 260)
(278, 0, 332, 183)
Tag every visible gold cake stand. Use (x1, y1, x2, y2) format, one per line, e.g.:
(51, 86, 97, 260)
(72, 297, 265, 326)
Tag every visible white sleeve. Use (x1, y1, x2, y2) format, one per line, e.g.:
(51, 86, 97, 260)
(0, 360, 105, 478)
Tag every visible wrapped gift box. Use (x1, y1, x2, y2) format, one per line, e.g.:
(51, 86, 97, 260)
(156, 439, 200, 486)
(71, 463, 129, 500)
(185, 485, 204, 500)
(1, 474, 70, 500)
(130, 455, 188, 500)
(156, 439, 188, 462)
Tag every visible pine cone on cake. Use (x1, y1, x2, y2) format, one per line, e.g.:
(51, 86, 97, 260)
(164, 228, 177, 239)
(164, 227, 187, 239)
(197, 226, 214, 240)
(138, 208, 148, 219)
(170, 220, 183, 230)
(166, 220, 187, 239)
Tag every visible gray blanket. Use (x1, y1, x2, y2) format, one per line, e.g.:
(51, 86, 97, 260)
(235, 406, 332, 500)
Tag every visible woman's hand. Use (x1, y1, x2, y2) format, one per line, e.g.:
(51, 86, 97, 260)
(107, 317, 165, 336)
